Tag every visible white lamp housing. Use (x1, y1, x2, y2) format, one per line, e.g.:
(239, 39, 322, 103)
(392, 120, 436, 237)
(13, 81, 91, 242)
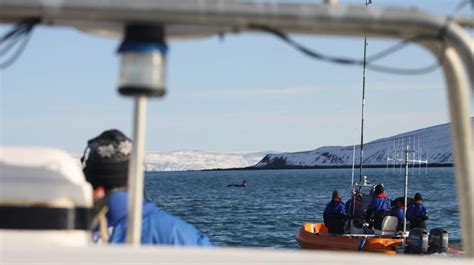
(117, 25, 168, 97)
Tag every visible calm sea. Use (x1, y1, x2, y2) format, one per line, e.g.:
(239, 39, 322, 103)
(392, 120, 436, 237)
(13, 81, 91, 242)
(144, 167, 460, 248)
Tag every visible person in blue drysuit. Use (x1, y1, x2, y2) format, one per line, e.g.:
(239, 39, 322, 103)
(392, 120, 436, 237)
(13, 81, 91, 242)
(82, 129, 211, 246)
(390, 198, 405, 231)
(345, 192, 364, 220)
(406, 192, 428, 229)
(366, 184, 391, 230)
(323, 191, 347, 234)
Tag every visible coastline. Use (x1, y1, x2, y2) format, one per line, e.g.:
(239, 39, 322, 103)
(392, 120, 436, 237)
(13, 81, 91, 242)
(202, 163, 454, 171)
(142, 163, 454, 173)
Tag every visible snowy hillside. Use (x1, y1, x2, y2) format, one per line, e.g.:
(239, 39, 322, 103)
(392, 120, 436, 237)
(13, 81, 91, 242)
(144, 150, 268, 171)
(255, 118, 474, 168)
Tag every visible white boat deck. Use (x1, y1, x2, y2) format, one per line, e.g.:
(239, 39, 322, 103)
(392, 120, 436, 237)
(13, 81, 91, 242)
(1, 244, 472, 265)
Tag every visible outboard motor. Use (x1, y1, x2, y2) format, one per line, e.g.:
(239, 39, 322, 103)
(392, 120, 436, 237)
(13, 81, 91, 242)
(0, 147, 93, 246)
(428, 228, 449, 253)
(406, 228, 429, 254)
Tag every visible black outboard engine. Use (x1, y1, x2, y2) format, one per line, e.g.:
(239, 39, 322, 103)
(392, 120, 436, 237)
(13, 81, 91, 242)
(406, 228, 429, 254)
(428, 228, 449, 253)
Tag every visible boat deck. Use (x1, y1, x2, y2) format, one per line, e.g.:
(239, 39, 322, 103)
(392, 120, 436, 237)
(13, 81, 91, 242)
(1, 244, 472, 265)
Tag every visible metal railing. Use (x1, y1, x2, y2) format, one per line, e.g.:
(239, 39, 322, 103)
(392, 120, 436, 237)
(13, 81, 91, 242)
(0, 0, 472, 256)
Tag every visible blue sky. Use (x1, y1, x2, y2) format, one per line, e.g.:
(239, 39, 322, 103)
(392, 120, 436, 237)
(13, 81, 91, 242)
(0, 0, 472, 154)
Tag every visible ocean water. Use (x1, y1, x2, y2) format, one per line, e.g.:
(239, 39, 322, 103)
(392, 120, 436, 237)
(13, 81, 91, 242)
(144, 167, 461, 248)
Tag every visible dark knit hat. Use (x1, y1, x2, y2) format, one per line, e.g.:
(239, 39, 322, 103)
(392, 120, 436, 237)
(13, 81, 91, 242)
(374, 184, 384, 195)
(414, 192, 423, 201)
(332, 190, 341, 200)
(81, 129, 132, 189)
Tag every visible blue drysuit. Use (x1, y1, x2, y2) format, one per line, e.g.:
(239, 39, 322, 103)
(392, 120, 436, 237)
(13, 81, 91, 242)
(367, 194, 391, 212)
(345, 198, 364, 219)
(406, 201, 428, 229)
(323, 200, 347, 234)
(366, 193, 391, 229)
(102, 191, 211, 246)
(390, 207, 405, 231)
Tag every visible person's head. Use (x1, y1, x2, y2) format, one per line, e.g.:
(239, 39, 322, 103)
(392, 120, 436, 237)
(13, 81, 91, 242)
(395, 199, 404, 208)
(81, 129, 132, 198)
(332, 190, 341, 201)
(374, 184, 384, 195)
(351, 190, 362, 200)
(414, 192, 423, 202)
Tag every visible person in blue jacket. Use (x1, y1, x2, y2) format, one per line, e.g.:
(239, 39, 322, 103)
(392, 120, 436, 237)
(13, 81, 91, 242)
(345, 192, 363, 219)
(366, 184, 391, 230)
(82, 129, 211, 246)
(407, 192, 428, 229)
(323, 191, 347, 234)
(390, 198, 405, 231)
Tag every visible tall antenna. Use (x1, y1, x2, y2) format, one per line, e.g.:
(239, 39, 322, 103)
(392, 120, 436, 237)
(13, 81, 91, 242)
(426, 149, 429, 174)
(358, 0, 372, 183)
(418, 137, 422, 174)
(411, 137, 415, 174)
(392, 138, 397, 171)
(351, 130, 357, 188)
(419, 146, 423, 174)
(399, 138, 404, 174)
(387, 144, 428, 235)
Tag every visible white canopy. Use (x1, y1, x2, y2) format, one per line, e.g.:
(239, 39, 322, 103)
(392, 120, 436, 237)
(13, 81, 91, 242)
(0, 146, 92, 208)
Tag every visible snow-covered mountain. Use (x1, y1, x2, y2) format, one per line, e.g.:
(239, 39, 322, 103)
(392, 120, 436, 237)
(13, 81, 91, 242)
(144, 150, 269, 171)
(255, 118, 474, 168)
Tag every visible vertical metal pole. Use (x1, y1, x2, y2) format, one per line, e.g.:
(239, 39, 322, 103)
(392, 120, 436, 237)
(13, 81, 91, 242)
(399, 138, 404, 174)
(351, 131, 356, 188)
(403, 145, 409, 234)
(440, 45, 474, 257)
(425, 149, 429, 175)
(419, 143, 422, 174)
(126, 96, 147, 245)
(358, 0, 371, 183)
(411, 138, 415, 174)
(358, 33, 368, 182)
(393, 139, 396, 171)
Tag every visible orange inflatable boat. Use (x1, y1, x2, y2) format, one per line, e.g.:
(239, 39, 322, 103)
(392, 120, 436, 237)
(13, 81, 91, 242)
(296, 223, 403, 255)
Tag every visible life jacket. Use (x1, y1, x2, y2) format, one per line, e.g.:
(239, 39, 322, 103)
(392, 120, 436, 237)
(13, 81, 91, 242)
(355, 200, 361, 206)
(368, 193, 390, 212)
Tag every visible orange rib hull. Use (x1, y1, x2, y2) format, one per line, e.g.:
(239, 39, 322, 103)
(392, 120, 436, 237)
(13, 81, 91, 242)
(296, 223, 402, 255)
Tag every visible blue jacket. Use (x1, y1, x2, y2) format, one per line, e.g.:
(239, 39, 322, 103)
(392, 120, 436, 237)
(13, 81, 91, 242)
(390, 207, 404, 226)
(103, 191, 211, 246)
(406, 201, 428, 223)
(345, 198, 363, 218)
(323, 200, 347, 221)
(367, 193, 391, 213)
